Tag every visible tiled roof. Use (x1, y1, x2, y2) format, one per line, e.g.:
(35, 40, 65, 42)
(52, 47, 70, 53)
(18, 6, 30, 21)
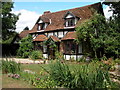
(33, 34, 48, 41)
(61, 31, 77, 40)
(30, 2, 103, 33)
(49, 35, 60, 42)
(19, 30, 30, 38)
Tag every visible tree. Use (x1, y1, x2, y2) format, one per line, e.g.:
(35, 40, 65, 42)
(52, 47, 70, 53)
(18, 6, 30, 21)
(1, 2, 19, 42)
(76, 12, 120, 58)
(17, 35, 33, 58)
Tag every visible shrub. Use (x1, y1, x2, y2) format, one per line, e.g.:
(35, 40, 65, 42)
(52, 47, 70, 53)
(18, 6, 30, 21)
(17, 35, 33, 58)
(55, 51, 64, 60)
(49, 60, 74, 88)
(114, 58, 120, 64)
(2, 58, 21, 74)
(29, 50, 43, 60)
(48, 60, 114, 89)
(20, 70, 56, 88)
(76, 56, 86, 62)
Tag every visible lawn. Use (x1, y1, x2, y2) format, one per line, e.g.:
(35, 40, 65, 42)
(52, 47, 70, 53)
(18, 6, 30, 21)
(2, 59, 120, 88)
(2, 74, 34, 88)
(21, 64, 50, 74)
(21, 62, 82, 74)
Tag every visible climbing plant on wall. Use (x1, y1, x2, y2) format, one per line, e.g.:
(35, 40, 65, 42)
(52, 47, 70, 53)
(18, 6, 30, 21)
(43, 38, 57, 50)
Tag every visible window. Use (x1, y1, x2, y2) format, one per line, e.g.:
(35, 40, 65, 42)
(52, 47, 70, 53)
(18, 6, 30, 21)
(58, 31, 63, 38)
(43, 45, 47, 53)
(64, 41, 76, 54)
(65, 18, 75, 27)
(38, 23, 45, 30)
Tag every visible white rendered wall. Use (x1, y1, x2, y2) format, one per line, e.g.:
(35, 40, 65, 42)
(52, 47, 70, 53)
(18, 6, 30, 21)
(43, 54, 48, 59)
(64, 55, 83, 60)
(58, 31, 63, 38)
(70, 55, 76, 60)
(65, 55, 71, 60)
(48, 32, 53, 37)
(66, 14, 74, 18)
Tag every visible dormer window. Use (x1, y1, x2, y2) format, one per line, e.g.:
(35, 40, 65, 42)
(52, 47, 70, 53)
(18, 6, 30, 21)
(64, 11, 79, 27)
(65, 18, 75, 27)
(38, 23, 45, 30)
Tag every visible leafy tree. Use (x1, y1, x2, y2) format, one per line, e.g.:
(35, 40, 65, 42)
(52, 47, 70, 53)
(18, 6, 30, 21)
(1, 2, 20, 43)
(17, 35, 34, 58)
(76, 12, 120, 58)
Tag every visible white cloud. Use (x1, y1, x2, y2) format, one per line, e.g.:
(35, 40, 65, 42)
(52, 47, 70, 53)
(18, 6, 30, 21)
(12, 9, 41, 33)
(103, 6, 113, 19)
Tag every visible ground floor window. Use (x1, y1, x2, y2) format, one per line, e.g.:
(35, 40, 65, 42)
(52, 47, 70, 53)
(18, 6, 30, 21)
(64, 41, 77, 54)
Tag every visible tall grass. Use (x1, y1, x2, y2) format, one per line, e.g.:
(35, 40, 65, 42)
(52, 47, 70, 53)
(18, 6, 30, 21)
(2, 58, 21, 74)
(49, 60, 114, 89)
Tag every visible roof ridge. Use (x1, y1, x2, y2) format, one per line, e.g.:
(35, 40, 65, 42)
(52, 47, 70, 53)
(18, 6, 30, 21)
(41, 2, 101, 17)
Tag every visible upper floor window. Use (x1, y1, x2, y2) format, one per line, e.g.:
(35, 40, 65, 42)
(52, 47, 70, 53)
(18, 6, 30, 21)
(38, 18, 49, 31)
(64, 11, 77, 27)
(38, 23, 45, 30)
(65, 18, 75, 27)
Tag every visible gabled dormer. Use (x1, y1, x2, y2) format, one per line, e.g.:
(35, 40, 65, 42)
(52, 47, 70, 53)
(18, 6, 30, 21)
(37, 17, 50, 31)
(64, 11, 79, 27)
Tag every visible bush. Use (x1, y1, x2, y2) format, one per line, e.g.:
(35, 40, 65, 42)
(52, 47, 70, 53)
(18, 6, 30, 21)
(20, 70, 56, 88)
(114, 58, 120, 64)
(17, 35, 33, 58)
(48, 60, 114, 89)
(2, 58, 21, 74)
(29, 50, 43, 60)
(49, 60, 73, 88)
(55, 51, 64, 60)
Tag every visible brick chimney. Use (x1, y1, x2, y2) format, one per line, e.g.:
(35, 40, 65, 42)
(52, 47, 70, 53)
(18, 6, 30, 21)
(43, 11, 51, 15)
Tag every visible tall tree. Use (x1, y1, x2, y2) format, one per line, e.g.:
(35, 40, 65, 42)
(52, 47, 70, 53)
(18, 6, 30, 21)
(1, 2, 19, 42)
(76, 12, 120, 58)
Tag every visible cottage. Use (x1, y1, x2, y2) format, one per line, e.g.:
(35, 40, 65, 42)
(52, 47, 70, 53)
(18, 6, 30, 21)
(19, 2, 104, 60)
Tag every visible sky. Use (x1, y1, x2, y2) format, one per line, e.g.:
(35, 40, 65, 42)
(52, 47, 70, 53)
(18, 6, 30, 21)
(12, 1, 113, 33)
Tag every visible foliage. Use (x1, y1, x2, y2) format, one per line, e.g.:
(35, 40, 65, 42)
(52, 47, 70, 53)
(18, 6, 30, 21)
(20, 70, 56, 88)
(48, 60, 115, 89)
(17, 35, 33, 58)
(44, 38, 57, 49)
(114, 59, 120, 64)
(29, 50, 43, 60)
(49, 60, 73, 88)
(76, 12, 120, 58)
(76, 56, 86, 62)
(1, 2, 20, 42)
(2, 59, 21, 74)
(55, 51, 64, 60)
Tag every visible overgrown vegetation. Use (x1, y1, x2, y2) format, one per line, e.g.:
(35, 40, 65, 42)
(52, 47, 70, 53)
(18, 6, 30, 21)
(48, 60, 118, 89)
(55, 51, 64, 60)
(17, 35, 33, 58)
(76, 12, 120, 58)
(2, 59, 21, 74)
(29, 50, 43, 60)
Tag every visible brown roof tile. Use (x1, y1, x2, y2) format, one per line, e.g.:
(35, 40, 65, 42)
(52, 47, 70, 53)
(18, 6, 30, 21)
(33, 34, 48, 42)
(30, 2, 103, 33)
(49, 35, 60, 42)
(19, 30, 30, 38)
(61, 31, 77, 40)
